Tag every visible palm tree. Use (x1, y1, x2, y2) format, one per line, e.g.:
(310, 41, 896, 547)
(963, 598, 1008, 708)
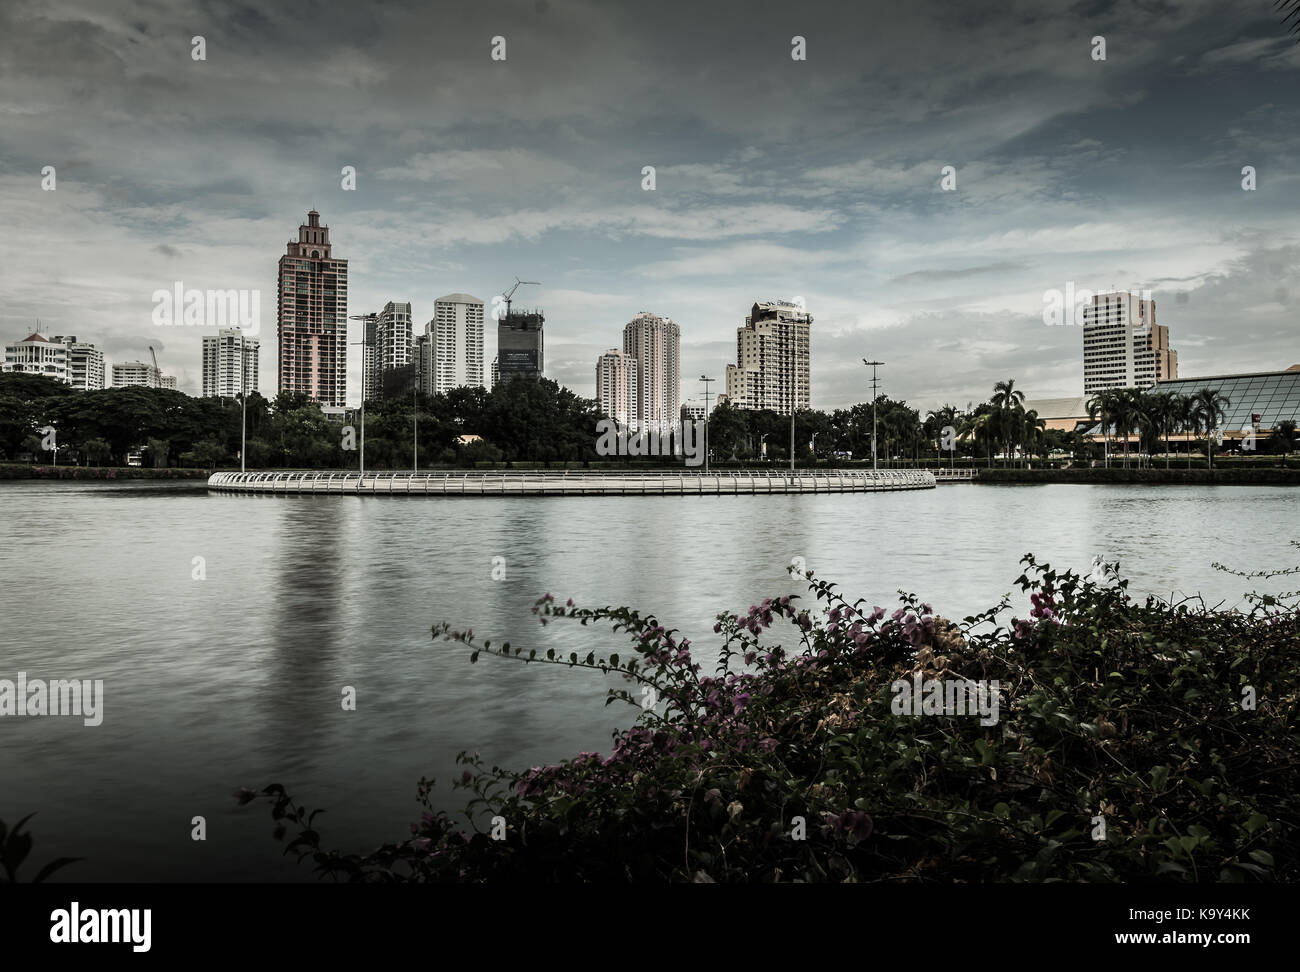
(1087, 389, 1116, 468)
(1131, 388, 1168, 469)
(962, 411, 995, 468)
(1192, 388, 1230, 469)
(1021, 409, 1046, 464)
(991, 379, 1025, 467)
(1111, 388, 1147, 469)
(1173, 393, 1198, 468)
(925, 405, 960, 467)
(1147, 391, 1181, 470)
(1275, 419, 1298, 457)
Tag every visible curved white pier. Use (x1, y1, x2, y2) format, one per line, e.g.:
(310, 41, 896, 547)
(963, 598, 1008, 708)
(207, 469, 937, 496)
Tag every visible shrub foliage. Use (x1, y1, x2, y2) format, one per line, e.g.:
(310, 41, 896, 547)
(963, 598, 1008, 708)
(244, 555, 1300, 882)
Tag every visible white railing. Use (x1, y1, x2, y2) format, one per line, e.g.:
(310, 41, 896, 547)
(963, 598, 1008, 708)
(207, 468, 938, 496)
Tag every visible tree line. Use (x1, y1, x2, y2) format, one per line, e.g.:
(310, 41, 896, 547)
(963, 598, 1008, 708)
(1, 371, 1293, 468)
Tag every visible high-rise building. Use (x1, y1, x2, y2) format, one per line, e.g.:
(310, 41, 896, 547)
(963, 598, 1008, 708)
(361, 316, 378, 403)
(47, 335, 104, 390)
(4, 332, 70, 383)
(113, 360, 176, 389)
(724, 299, 811, 415)
(420, 293, 485, 394)
(277, 210, 348, 406)
(360, 301, 413, 402)
(1082, 291, 1177, 395)
(202, 328, 260, 398)
(622, 311, 679, 433)
(494, 309, 544, 387)
(596, 348, 638, 426)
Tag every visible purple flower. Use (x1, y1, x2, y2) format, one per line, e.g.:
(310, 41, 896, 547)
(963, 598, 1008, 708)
(825, 810, 873, 841)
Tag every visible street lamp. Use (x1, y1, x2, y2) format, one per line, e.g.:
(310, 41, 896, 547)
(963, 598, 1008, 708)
(699, 374, 716, 475)
(862, 359, 884, 471)
(239, 330, 247, 473)
(348, 313, 378, 477)
(789, 345, 796, 475)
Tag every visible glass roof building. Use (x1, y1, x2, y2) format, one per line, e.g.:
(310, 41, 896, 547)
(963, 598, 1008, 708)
(1156, 365, 1300, 431)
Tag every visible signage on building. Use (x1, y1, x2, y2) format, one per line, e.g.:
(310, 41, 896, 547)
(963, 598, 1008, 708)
(499, 349, 538, 374)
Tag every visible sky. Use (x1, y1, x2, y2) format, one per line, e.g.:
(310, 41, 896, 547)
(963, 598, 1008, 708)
(2, 0, 1300, 412)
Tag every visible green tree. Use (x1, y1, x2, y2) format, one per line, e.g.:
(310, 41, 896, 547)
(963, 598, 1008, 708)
(1192, 388, 1230, 469)
(1272, 420, 1297, 457)
(990, 379, 1025, 467)
(82, 437, 112, 466)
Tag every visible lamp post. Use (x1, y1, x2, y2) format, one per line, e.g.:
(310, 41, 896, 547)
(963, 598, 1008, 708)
(862, 359, 884, 471)
(239, 330, 247, 473)
(699, 374, 716, 475)
(348, 313, 378, 477)
(789, 343, 796, 475)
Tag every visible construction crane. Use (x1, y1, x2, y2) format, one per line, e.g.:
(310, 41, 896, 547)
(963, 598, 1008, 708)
(501, 277, 539, 317)
(148, 346, 160, 388)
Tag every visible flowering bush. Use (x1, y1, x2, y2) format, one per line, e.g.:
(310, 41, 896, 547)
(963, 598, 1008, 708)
(244, 554, 1300, 882)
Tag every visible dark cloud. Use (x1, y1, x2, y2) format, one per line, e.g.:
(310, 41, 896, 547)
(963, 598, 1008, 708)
(0, 0, 1296, 402)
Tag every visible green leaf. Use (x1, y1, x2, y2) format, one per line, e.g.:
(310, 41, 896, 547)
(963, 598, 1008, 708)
(1150, 765, 1169, 792)
(1248, 849, 1274, 867)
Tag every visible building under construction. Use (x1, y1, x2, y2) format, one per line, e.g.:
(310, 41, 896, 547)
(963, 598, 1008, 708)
(492, 308, 544, 387)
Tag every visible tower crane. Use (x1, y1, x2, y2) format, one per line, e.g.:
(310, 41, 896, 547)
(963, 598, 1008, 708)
(501, 277, 540, 317)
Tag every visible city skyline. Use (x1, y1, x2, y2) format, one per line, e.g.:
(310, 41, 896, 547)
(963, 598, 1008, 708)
(4, 2, 1300, 413)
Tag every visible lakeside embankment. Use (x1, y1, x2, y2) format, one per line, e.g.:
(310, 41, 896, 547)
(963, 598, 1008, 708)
(7, 462, 1299, 486)
(977, 467, 1300, 485)
(0, 463, 209, 480)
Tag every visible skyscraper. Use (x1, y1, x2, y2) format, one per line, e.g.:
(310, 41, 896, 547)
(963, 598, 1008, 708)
(724, 299, 811, 415)
(1082, 291, 1177, 394)
(48, 336, 104, 390)
(494, 309, 544, 387)
(277, 210, 348, 406)
(361, 301, 413, 401)
(596, 348, 638, 426)
(202, 328, 259, 398)
(622, 311, 679, 434)
(420, 293, 485, 394)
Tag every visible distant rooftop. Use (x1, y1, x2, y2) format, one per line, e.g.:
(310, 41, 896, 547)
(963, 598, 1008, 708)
(1023, 396, 1091, 418)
